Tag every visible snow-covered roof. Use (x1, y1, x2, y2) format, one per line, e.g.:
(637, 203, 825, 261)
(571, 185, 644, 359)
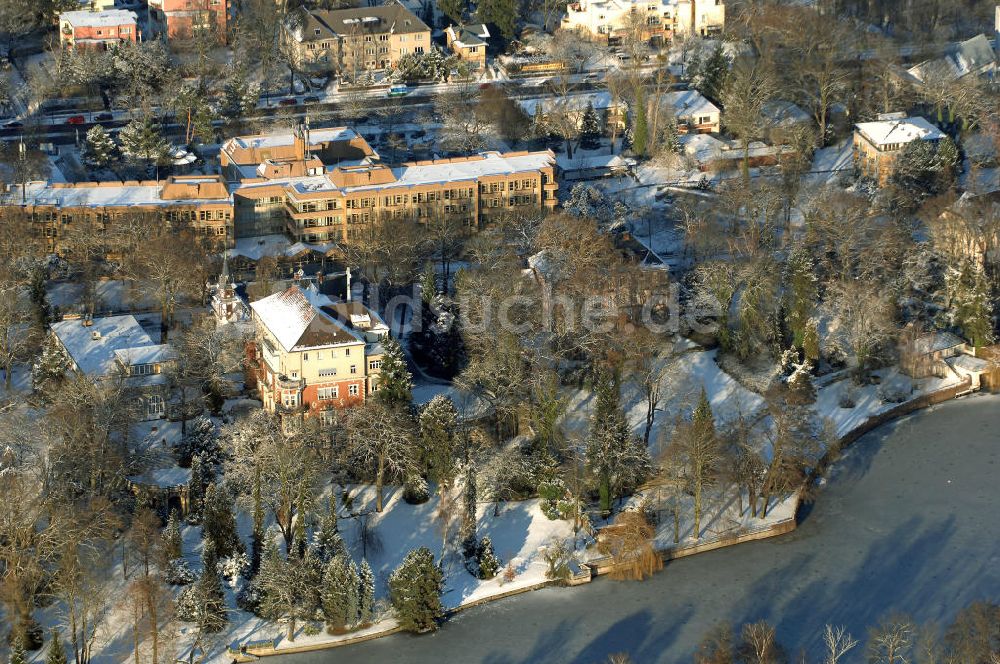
(908, 34, 997, 83)
(18, 181, 230, 208)
(679, 133, 726, 161)
(519, 91, 622, 117)
(556, 153, 633, 171)
(946, 354, 990, 374)
(447, 23, 490, 47)
(231, 234, 335, 261)
(51, 315, 156, 376)
(231, 127, 359, 151)
(908, 331, 965, 355)
(250, 286, 362, 352)
(663, 90, 720, 120)
(128, 465, 192, 488)
(855, 116, 945, 147)
(61, 9, 137, 26)
(113, 344, 177, 366)
(762, 100, 811, 127)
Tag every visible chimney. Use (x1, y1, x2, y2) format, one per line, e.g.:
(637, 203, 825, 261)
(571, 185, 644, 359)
(345, 267, 352, 302)
(91, 330, 102, 341)
(82, 315, 93, 327)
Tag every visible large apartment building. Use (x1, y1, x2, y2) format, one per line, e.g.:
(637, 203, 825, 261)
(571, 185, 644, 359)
(249, 284, 388, 421)
(283, 2, 430, 77)
(13, 175, 234, 254)
(7, 128, 557, 254)
(561, 0, 724, 43)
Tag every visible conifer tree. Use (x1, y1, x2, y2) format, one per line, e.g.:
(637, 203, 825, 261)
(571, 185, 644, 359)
(631, 89, 649, 157)
(83, 124, 115, 168)
(697, 44, 730, 102)
(388, 547, 443, 633)
(460, 466, 478, 558)
(202, 483, 244, 560)
(579, 102, 601, 150)
(45, 629, 67, 664)
(784, 247, 818, 349)
(196, 544, 228, 633)
(375, 335, 412, 409)
(189, 454, 209, 520)
(586, 376, 651, 512)
(162, 509, 183, 561)
(32, 336, 69, 398)
(418, 395, 458, 490)
(439, 0, 465, 25)
(476, 536, 501, 580)
(313, 494, 346, 563)
(358, 559, 375, 624)
(118, 115, 169, 166)
(321, 554, 360, 633)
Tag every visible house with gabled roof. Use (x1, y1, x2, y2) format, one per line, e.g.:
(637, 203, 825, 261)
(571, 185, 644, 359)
(445, 24, 490, 68)
(249, 284, 387, 422)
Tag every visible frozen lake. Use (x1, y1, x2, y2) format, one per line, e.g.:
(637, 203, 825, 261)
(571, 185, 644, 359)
(275, 395, 1000, 663)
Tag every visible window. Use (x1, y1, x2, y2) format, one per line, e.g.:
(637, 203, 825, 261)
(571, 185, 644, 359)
(283, 393, 298, 407)
(318, 386, 338, 400)
(350, 364, 357, 374)
(345, 348, 350, 356)
(369, 360, 381, 370)
(303, 353, 309, 361)
(349, 384, 359, 396)
(316, 352, 323, 360)
(130, 363, 153, 376)
(319, 367, 337, 377)
(147, 394, 165, 418)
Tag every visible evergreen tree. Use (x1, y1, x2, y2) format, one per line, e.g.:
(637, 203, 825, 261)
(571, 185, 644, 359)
(375, 335, 412, 409)
(579, 102, 601, 150)
(388, 547, 443, 633)
(223, 65, 260, 118)
(802, 318, 820, 363)
(83, 125, 115, 168)
(10, 634, 26, 664)
(954, 263, 994, 348)
(631, 89, 648, 157)
(202, 483, 244, 560)
(118, 115, 169, 166)
(188, 454, 209, 520)
(697, 44, 730, 102)
(692, 387, 716, 441)
(176, 415, 221, 468)
(45, 629, 67, 664)
(439, 0, 466, 25)
(196, 544, 228, 633)
(162, 508, 183, 561)
(320, 554, 360, 632)
(460, 466, 478, 558)
(784, 247, 818, 349)
(477, 0, 517, 39)
(358, 558, 375, 624)
(418, 395, 458, 489)
(313, 494, 346, 563)
(31, 336, 69, 398)
(476, 536, 501, 580)
(420, 262, 437, 303)
(586, 376, 652, 512)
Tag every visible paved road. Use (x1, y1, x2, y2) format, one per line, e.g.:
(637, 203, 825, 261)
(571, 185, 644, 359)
(274, 394, 1000, 663)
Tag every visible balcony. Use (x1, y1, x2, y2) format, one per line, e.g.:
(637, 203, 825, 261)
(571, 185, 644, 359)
(276, 374, 304, 390)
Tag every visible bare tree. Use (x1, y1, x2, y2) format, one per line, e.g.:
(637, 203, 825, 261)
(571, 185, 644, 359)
(597, 510, 662, 581)
(823, 624, 859, 664)
(346, 401, 416, 512)
(737, 621, 786, 664)
(867, 614, 916, 664)
(720, 61, 777, 184)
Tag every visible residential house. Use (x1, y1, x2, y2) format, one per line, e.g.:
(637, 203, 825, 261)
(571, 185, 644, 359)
(907, 33, 998, 84)
(661, 89, 719, 134)
(49, 315, 177, 420)
(445, 24, 490, 68)
(560, 0, 723, 44)
(931, 191, 1000, 270)
(519, 91, 628, 131)
(59, 10, 139, 50)
(249, 284, 388, 422)
(853, 114, 945, 185)
(147, 0, 229, 43)
(283, 3, 431, 78)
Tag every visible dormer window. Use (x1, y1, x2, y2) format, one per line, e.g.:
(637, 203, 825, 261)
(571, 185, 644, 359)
(314, 28, 321, 35)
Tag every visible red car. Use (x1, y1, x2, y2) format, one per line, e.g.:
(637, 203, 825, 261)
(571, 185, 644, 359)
(278, 98, 298, 107)
(66, 115, 86, 125)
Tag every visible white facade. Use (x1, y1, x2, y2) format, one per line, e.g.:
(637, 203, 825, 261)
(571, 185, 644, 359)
(560, 0, 724, 41)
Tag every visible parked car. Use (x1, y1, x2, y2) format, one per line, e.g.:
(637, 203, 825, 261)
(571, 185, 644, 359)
(94, 112, 113, 121)
(303, 95, 320, 103)
(278, 98, 298, 106)
(66, 115, 86, 125)
(387, 84, 410, 98)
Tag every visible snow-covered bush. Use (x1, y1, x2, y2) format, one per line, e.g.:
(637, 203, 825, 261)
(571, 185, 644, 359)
(402, 474, 430, 505)
(537, 479, 568, 520)
(837, 386, 856, 409)
(878, 381, 910, 404)
(217, 552, 249, 590)
(164, 558, 196, 586)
